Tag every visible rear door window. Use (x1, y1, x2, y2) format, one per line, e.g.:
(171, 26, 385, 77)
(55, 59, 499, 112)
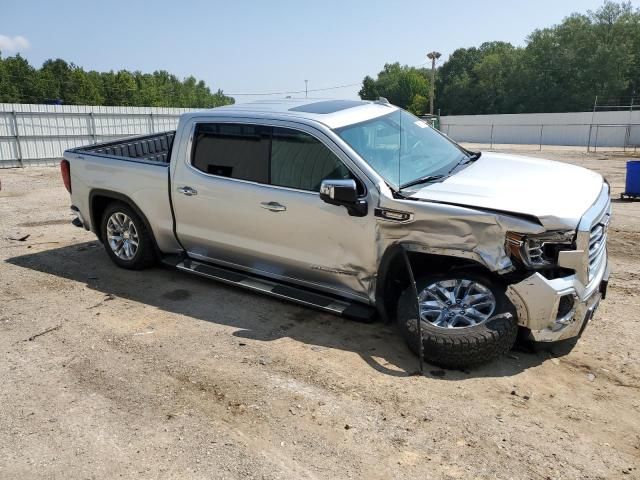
(192, 123, 270, 183)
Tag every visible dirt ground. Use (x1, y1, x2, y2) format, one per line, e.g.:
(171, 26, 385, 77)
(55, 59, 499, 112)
(1, 147, 639, 480)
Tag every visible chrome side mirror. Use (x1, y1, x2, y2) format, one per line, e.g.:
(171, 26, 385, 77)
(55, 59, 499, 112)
(319, 179, 367, 217)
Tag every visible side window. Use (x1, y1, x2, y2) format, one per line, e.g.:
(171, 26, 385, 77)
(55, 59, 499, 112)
(192, 123, 270, 183)
(271, 127, 357, 192)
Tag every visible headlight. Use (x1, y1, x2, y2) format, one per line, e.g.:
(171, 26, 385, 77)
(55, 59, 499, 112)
(506, 231, 575, 269)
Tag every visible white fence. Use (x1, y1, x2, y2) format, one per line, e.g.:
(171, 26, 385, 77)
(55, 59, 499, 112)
(0, 103, 195, 168)
(3, 105, 640, 168)
(440, 110, 640, 150)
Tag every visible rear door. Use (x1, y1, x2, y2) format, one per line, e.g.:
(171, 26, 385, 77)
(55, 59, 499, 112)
(171, 120, 377, 300)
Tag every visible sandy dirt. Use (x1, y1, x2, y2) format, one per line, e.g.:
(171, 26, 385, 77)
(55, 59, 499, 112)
(1, 148, 639, 479)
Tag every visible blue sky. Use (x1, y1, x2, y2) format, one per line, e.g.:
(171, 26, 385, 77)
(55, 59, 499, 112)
(1, 0, 634, 102)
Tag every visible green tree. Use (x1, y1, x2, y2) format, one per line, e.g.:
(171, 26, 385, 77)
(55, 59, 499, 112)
(520, 0, 640, 112)
(66, 67, 104, 105)
(358, 75, 379, 100)
(430, 1, 640, 114)
(358, 63, 430, 112)
(39, 59, 71, 101)
(408, 94, 429, 116)
(0, 54, 234, 107)
(0, 52, 21, 102)
(2, 54, 41, 103)
(434, 42, 524, 115)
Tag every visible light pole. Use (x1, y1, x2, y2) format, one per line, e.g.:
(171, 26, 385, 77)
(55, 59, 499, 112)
(426, 51, 441, 115)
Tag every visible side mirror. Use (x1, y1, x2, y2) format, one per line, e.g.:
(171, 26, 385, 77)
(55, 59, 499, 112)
(319, 179, 367, 217)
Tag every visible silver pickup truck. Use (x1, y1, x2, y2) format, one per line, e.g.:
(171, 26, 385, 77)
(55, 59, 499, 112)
(61, 98, 610, 368)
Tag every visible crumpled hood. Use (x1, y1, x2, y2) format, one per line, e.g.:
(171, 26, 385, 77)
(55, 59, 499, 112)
(409, 152, 604, 230)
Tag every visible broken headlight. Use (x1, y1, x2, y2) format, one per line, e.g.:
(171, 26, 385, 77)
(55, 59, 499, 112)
(506, 231, 575, 269)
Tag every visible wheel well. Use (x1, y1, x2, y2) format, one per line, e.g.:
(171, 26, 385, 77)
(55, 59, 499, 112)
(375, 247, 498, 323)
(89, 190, 160, 256)
(90, 195, 113, 238)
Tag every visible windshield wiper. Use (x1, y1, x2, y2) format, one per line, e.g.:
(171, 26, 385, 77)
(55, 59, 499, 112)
(398, 153, 481, 191)
(463, 151, 482, 163)
(441, 151, 482, 178)
(400, 174, 446, 190)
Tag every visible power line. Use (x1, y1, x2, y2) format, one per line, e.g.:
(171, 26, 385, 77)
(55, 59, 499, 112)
(225, 63, 433, 97)
(227, 82, 361, 96)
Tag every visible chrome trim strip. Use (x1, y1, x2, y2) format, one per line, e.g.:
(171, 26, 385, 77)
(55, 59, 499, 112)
(577, 184, 611, 232)
(176, 260, 353, 315)
(238, 278, 275, 292)
(187, 251, 371, 303)
(568, 184, 611, 284)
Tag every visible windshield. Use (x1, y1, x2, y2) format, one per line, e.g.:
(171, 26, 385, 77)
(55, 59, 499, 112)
(336, 109, 468, 190)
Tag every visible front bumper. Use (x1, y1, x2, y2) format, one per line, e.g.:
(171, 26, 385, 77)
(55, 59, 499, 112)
(506, 255, 610, 342)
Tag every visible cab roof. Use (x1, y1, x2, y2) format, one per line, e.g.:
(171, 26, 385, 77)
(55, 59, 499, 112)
(182, 98, 399, 129)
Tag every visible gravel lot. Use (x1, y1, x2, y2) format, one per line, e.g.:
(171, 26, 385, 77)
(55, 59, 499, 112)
(1, 148, 639, 479)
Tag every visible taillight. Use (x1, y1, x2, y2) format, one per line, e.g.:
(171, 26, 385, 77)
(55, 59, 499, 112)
(60, 159, 71, 193)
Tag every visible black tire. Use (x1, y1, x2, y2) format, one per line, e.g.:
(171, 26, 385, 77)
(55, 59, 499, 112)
(396, 272, 517, 369)
(100, 201, 156, 270)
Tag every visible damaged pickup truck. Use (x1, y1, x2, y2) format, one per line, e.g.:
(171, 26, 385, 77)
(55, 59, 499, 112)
(60, 98, 610, 368)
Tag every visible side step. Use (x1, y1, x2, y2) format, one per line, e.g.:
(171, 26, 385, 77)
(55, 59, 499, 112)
(161, 256, 376, 322)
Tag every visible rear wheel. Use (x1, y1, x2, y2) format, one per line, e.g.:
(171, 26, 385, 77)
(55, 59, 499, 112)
(397, 272, 517, 369)
(101, 202, 156, 270)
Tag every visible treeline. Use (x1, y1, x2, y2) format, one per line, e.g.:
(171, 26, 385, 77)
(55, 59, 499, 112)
(360, 1, 640, 115)
(0, 56, 234, 108)
(359, 63, 431, 116)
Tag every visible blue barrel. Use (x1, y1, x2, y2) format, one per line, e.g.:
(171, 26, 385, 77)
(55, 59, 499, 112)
(625, 160, 640, 196)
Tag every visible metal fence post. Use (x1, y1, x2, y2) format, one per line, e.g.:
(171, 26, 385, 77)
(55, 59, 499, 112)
(89, 111, 98, 144)
(539, 124, 544, 151)
(626, 98, 634, 153)
(490, 124, 494, 149)
(12, 111, 24, 167)
(624, 123, 631, 152)
(149, 113, 155, 133)
(587, 124, 592, 153)
(594, 124, 599, 153)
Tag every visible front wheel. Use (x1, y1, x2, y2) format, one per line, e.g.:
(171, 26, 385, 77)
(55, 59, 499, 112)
(396, 272, 517, 369)
(101, 202, 156, 270)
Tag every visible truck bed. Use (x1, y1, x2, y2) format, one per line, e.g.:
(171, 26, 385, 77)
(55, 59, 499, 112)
(71, 131, 176, 164)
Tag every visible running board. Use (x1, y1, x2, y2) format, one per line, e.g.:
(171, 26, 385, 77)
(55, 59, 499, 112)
(161, 256, 376, 322)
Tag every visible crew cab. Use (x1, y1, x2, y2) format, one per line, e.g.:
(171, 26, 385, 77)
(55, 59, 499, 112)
(60, 99, 611, 368)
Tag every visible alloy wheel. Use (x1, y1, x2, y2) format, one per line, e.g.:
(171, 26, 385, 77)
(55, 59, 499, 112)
(106, 212, 139, 261)
(418, 279, 497, 329)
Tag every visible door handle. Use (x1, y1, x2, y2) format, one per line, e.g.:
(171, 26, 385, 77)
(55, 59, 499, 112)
(177, 186, 198, 196)
(260, 201, 286, 212)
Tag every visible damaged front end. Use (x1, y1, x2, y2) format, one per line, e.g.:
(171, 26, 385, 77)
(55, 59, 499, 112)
(374, 182, 611, 343)
(374, 197, 546, 277)
(506, 186, 611, 342)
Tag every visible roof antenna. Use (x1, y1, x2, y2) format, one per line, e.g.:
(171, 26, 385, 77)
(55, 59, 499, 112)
(377, 97, 390, 104)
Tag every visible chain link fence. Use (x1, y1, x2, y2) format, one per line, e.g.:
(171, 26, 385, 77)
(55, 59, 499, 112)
(441, 122, 640, 152)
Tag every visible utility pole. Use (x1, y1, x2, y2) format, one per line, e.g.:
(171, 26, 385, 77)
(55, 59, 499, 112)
(305, 80, 308, 98)
(588, 95, 598, 153)
(426, 51, 441, 115)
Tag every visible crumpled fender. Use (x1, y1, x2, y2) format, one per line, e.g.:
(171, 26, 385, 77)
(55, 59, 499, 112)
(370, 196, 545, 301)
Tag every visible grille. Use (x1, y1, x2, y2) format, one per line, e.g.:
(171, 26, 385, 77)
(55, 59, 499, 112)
(587, 200, 611, 281)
